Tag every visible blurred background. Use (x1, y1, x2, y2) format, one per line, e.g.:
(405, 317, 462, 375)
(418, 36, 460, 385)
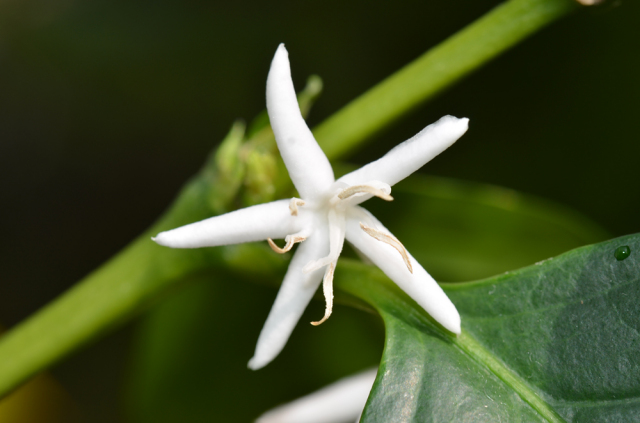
(0, 0, 638, 421)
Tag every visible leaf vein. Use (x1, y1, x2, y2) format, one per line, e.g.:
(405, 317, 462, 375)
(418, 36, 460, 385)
(454, 331, 567, 423)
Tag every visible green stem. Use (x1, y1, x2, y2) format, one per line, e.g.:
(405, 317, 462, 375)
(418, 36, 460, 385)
(316, 0, 577, 159)
(0, 178, 217, 397)
(0, 0, 579, 398)
(0, 174, 287, 398)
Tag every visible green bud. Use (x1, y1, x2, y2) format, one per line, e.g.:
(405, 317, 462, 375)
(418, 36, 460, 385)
(206, 120, 246, 213)
(242, 149, 278, 206)
(205, 75, 324, 211)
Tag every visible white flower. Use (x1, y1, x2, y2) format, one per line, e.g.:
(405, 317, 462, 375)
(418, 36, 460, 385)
(255, 368, 377, 423)
(153, 44, 468, 370)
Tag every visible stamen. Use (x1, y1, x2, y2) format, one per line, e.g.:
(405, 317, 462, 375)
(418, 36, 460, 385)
(267, 235, 306, 254)
(289, 198, 305, 216)
(337, 185, 393, 202)
(360, 223, 413, 273)
(311, 263, 335, 326)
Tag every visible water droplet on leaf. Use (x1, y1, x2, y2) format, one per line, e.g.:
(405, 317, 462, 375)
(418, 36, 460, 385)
(614, 246, 631, 261)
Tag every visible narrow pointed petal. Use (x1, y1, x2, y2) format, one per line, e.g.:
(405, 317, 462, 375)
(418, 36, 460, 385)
(256, 368, 377, 423)
(338, 116, 469, 188)
(153, 199, 302, 248)
(267, 44, 334, 200)
(345, 207, 461, 334)
(248, 227, 329, 370)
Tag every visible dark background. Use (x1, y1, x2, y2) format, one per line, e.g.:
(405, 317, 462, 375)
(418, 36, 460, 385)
(0, 0, 638, 421)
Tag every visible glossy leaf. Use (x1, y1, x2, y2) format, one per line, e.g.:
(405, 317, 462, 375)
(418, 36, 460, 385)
(333, 234, 640, 422)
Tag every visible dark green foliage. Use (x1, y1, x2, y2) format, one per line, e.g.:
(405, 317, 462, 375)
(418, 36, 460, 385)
(343, 234, 640, 422)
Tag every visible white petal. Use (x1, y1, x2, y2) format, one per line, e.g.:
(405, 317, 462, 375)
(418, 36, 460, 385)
(153, 199, 302, 248)
(338, 115, 469, 188)
(267, 44, 334, 200)
(255, 368, 377, 423)
(345, 207, 461, 334)
(248, 227, 329, 370)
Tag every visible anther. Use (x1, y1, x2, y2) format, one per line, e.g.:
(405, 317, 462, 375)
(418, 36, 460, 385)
(311, 263, 335, 326)
(337, 185, 393, 202)
(289, 198, 305, 216)
(360, 223, 413, 273)
(267, 235, 306, 254)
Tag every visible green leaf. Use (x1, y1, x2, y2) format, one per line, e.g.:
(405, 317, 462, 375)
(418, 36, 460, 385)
(334, 234, 640, 422)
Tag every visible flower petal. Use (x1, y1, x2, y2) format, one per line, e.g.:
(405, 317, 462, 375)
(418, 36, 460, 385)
(338, 115, 469, 188)
(267, 44, 334, 200)
(256, 368, 377, 423)
(152, 199, 302, 248)
(345, 207, 461, 334)
(248, 227, 329, 370)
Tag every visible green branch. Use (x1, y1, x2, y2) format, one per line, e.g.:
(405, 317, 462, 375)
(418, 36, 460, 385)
(0, 0, 579, 398)
(316, 0, 577, 159)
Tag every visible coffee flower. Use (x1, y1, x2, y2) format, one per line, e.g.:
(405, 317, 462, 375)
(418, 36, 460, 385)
(153, 44, 468, 370)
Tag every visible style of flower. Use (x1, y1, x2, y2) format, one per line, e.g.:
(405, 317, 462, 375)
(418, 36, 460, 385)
(153, 44, 468, 370)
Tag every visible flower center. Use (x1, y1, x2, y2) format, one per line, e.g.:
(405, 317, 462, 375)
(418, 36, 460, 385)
(267, 180, 405, 326)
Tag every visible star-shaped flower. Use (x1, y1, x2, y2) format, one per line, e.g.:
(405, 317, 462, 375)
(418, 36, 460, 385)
(153, 44, 469, 370)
